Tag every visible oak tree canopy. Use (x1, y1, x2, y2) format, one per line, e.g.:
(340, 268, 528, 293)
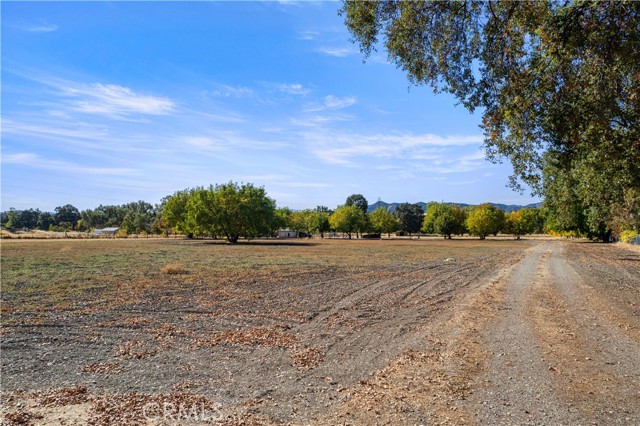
(341, 0, 640, 238)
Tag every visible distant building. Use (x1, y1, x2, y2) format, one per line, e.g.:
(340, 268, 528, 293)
(277, 229, 299, 238)
(94, 227, 120, 236)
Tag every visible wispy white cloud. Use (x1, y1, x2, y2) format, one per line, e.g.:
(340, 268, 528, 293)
(302, 130, 485, 169)
(289, 114, 352, 127)
(207, 84, 254, 98)
(186, 109, 246, 123)
(21, 22, 58, 33)
(239, 173, 332, 189)
(298, 30, 320, 40)
(1, 69, 175, 119)
(3, 153, 136, 176)
(60, 83, 175, 118)
(2, 118, 109, 141)
(317, 46, 355, 57)
(323, 95, 356, 109)
(305, 95, 357, 112)
(183, 136, 225, 150)
(446, 180, 478, 186)
(285, 182, 332, 188)
(277, 83, 310, 96)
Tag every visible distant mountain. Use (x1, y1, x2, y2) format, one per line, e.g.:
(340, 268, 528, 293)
(367, 200, 542, 213)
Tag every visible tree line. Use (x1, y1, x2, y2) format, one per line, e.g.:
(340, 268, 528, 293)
(327, 197, 543, 241)
(2, 183, 554, 242)
(1, 201, 160, 235)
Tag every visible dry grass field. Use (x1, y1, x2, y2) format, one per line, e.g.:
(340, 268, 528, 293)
(1, 238, 639, 425)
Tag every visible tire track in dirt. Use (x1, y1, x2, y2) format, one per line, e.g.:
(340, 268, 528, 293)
(281, 252, 528, 422)
(528, 243, 640, 424)
(323, 243, 538, 425)
(470, 242, 580, 425)
(471, 241, 640, 425)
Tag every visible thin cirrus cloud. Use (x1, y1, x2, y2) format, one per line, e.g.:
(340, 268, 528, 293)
(239, 174, 332, 190)
(60, 83, 175, 118)
(317, 46, 355, 57)
(303, 95, 357, 113)
(3, 153, 136, 176)
(276, 83, 310, 96)
(21, 22, 58, 32)
(207, 84, 254, 98)
(305, 131, 484, 166)
(323, 95, 356, 109)
(5, 69, 174, 118)
(297, 30, 320, 40)
(2, 118, 109, 142)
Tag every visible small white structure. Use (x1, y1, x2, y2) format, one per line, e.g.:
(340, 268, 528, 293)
(94, 227, 120, 236)
(278, 229, 299, 238)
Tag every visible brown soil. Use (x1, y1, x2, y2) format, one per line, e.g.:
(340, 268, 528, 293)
(1, 238, 639, 425)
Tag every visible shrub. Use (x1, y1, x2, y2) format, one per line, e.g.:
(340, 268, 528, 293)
(161, 262, 187, 275)
(620, 230, 639, 243)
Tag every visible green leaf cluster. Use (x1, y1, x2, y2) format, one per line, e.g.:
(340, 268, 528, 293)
(466, 203, 505, 240)
(422, 203, 467, 239)
(393, 203, 424, 234)
(163, 182, 276, 243)
(329, 205, 367, 239)
(503, 208, 540, 239)
(368, 207, 399, 236)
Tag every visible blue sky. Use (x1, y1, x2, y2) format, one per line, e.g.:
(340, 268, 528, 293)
(1, 1, 541, 212)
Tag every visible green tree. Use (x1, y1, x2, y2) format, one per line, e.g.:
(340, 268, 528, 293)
(341, 1, 640, 240)
(393, 203, 424, 235)
(345, 194, 368, 215)
(273, 207, 293, 233)
(289, 211, 308, 235)
(345, 194, 369, 237)
(5, 208, 40, 230)
(609, 188, 640, 238)
(37, 211, 54, 231)
(162, 190, 193, 236)
(368, 207, 398, 237)
(467, 204, 505, 240)
(205, 182, 276, 244)
(313, 208, 332, 238)
(329, 205, 366, 239)
(120, 201, 157, 235)
(422, 203, 467, 239)
(185, 187, 216, 238)
(503, 209, 538, 240)
(54, 204, 81, 230)
(291, 209, 331, 237)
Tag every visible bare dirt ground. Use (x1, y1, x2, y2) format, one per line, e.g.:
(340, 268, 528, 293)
(1, 238, 639, 425)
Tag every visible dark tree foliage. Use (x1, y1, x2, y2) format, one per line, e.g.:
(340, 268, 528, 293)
(54, 204, 81, 229)
(341, 1, 640, 239)
(422, 202, 467, 239)
(120, 201, 157, 234)
(4, 208, 40, 230)
(345, 194, 369, 215)
(393, 203, 424, 234)
(37, 212, 55, 231)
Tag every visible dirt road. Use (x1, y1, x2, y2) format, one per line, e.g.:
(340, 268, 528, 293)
(2, 238, 639, 425)
(472, 242, 640, 425)
(329, 240, 640, 425)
